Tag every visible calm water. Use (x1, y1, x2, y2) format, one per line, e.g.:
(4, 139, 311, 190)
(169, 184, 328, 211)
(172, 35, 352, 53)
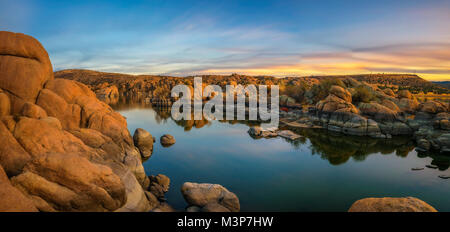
(116, 104, 450, 212)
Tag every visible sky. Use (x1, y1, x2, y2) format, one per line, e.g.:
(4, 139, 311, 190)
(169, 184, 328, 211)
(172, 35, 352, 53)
(1, 0, 449, 80)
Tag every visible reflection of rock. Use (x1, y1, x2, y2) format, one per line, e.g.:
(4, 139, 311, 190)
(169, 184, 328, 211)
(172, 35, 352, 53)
(348, 197, 437, 212)
(160, 134, 176, 147)
(0, 165, 38, 212)
(277, 130, 302, 140)
(181, 182, 240, 212)
(133, 128, 154, 159)
(296, 129, 415, 165)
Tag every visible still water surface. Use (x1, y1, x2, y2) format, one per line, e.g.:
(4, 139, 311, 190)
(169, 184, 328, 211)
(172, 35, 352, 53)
(116, 105, 450, 211)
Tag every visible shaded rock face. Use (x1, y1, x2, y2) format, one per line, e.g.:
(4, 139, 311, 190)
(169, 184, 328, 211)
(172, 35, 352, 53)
(0, 32, 53, 113)
(133, 128, 154, 159)
(420, 101, 448, 114)
(0, 31, 150, 212)
(181, 182, 240, 212)
(348, 197, 437, 212)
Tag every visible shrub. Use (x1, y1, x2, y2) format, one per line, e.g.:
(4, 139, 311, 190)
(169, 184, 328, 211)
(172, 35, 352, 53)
(352, 85, 375, 103)
(281, 84, 307, 103)
(309, 78, 346, 103)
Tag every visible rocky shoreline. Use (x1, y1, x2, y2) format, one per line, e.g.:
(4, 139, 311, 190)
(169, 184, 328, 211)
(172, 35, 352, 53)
(0, 31, 445, 212)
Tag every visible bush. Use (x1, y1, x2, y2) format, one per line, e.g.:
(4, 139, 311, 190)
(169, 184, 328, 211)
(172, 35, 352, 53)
(352, 85, 375, 103)
(282, 84, 307, 103)
(309, 78, 346, 103)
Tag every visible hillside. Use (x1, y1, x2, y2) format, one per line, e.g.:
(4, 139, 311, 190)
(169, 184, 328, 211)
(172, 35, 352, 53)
(55, 69, 447, 94)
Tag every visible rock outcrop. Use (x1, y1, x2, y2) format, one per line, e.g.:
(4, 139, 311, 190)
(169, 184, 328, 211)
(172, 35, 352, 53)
(133, 128, 154, 159)
(160, 134, 176, 147)
(0, 31, 151, 212)
(348, 197, 437, 212)
(181, 182, 240, 212)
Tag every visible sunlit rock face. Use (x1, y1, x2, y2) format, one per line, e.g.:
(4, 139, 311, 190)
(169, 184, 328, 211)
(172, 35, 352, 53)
(0, 32, 53, 113)
(348, 197, 437, 212)
(0, 31, 150, 212)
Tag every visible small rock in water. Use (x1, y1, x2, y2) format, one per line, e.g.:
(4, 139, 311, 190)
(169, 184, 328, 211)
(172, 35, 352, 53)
(160, 134, 176, 147)
(277, 130, 302, 140)
(438, 175, 450, 179)
(411, 167, 424, 171)
(426, 165, 438, 169)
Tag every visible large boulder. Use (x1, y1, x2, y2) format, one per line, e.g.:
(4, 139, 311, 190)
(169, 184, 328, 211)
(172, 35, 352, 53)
(348, 197, 437, 212)
(0, 32, 53, 113)
(0, 31, 151, 212)
(13, 117, 99, 160)
(397, 98, 419, 113)
(419, 101, 448, 114)
(397, 90, 413, 99)
(329, 85, 352, 102)
(36, 89, 81, 130)
(316, 94, 358, 114)
(12, 153, 127, 212)
(358, 102, 397, 122)
(383, 88, 395, 97)
(0, 165, 37, 212)
(0, 121, 31, 176)
(181, 182, 240, 212)
(133, 128, 154, 159)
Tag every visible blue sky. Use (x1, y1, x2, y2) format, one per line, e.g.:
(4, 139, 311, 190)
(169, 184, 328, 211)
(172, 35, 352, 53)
(1, 0, 449, 80)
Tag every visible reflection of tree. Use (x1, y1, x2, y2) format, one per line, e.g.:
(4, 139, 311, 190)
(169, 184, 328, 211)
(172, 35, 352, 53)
(289, 128, 415, 165)
(153, 107, 171, 124)
(417, 151, 450, 171)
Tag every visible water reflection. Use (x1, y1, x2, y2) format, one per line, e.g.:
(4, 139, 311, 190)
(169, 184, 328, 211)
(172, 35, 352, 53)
(112, 102, 449, 171)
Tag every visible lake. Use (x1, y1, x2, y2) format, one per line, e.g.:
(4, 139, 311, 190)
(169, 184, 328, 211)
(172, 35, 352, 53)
(116, 104, 450, 212)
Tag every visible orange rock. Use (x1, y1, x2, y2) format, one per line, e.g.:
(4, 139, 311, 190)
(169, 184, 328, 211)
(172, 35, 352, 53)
(21, 102, 48, 119)
(0, 121, 31, 176)
(0, 32, 53, 113)
(12, 152, 126, 212)
(0, 165, 38, 212)
(348, 197, 437, 212)
(36, 89, 81, 129)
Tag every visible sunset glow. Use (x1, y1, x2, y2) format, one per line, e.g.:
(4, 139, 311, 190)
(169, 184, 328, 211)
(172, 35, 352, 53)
(1, 0, 449, 80)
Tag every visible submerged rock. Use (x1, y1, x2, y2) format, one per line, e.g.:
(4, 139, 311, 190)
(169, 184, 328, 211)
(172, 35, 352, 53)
(181, 182, 240, 212)
(348, 197, 437, 212)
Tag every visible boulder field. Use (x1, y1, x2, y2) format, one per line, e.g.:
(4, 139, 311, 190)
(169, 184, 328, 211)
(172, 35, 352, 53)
(0, 31, 159, 212)
(282, 83, 450, 154)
